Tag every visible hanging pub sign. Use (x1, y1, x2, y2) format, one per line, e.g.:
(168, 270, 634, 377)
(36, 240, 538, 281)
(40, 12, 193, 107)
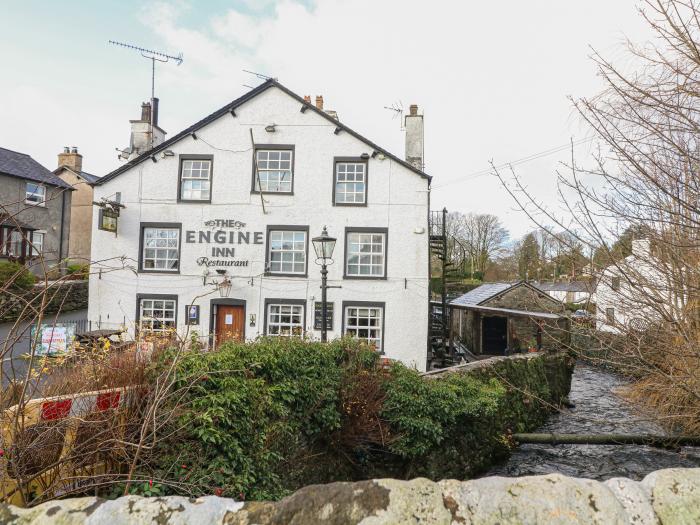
(314, 302, 334, 331)
(99, 208, 119, 232)
(186, 304, 200, 325)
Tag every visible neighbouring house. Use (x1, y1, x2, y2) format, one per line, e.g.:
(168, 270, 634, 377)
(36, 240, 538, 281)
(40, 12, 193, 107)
(594, 238, 679, 333)
(449, 281, 570, 355)
(54, 147, 100, 265)
(532, 280, 593, 305)
(0, 147, 72, 276)
(88, 80, 431, 370)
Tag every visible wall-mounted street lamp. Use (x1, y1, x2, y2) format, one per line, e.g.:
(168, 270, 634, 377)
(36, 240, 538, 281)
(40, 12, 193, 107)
(218, 277, 232, 298)
(312, 226, 337, 343)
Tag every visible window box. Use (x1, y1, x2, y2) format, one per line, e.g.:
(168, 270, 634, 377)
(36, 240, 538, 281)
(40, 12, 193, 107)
(344, 227, 387, 279)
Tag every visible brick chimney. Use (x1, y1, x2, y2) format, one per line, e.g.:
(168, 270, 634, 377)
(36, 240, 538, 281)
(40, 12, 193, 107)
(57, 146, 83, 172)
(405, 104, 424, 170)
(315, 95, 324, 110)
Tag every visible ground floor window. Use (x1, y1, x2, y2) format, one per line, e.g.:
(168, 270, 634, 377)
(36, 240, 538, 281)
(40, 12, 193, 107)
(344, 303, 384, 351)
(266, 302, 304, 336)
(31, 231, 44, 256)
(138, 297, 177, 333)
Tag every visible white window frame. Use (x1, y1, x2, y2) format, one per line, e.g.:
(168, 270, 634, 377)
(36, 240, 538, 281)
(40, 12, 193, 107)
(180, 158, 212, 201)
(345, 230, 387, 278)
(139, 297, 177, 333)
(334, 160, 367, 205)
(25, 182, 46, 206)
(141, 226, 180, 272)
(266, 302, 304, 337)
(267, 229, 307, 275)
(31, 231, 45, 256)
(344, 304, 384, 351)
(254, 148, 293, 193)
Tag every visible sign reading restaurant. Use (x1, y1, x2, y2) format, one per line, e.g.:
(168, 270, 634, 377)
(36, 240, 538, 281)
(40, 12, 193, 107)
(186, 219, 262, 268)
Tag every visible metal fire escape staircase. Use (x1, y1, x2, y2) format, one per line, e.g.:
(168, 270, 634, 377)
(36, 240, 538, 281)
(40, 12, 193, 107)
(429, 208, 469, 367)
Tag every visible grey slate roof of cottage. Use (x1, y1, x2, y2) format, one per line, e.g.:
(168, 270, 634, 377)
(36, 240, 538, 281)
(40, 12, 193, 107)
(450, 282, 515, 306)
(533, 281, 592, 293)
(0, 147, 71, 189)
(55, 165, 101, 184)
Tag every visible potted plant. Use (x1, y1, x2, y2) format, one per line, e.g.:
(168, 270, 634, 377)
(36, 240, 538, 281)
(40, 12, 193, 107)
(527, 338, 538, 353)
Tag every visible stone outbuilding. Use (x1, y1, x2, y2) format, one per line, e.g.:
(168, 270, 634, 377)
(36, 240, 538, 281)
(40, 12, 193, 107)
(450, 281, 570, 355)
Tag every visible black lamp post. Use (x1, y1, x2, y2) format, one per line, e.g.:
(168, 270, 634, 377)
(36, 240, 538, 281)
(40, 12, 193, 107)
(312, 226, 336, 342)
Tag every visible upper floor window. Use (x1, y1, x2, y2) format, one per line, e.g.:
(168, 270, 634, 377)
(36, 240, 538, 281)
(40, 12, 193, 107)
(611, 276, 621, 291)
(267, 227, 307, 275)
(254, 147, 293, 193)
(179, 158, 212, 201)
(345, 229, 387, 279)
(140, 225, 180, 272)
(334, 160, 367, 205)
(25, 183, 46, 206)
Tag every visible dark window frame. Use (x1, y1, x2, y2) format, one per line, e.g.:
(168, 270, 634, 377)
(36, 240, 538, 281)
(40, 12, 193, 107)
(251, 144, 295, 195)
(341, 300, 386, 353)
(332, 157, 368, 207)
(177, 154, 213, 203)
(343, 227, 388, 280)
(611, 276, 621, 291)
(263, 298, 307, 336)
(605, 307, 615, 324)
(138, 222, 182, 274)
(135, 293, 178, 334)
(265, 224, 309, 277)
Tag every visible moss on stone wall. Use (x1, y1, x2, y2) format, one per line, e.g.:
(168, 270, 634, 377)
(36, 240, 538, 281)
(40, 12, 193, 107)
(0, 280, 88, 323)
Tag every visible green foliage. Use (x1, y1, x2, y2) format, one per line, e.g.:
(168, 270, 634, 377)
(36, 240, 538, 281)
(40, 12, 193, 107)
(66, 263, 89, 279)
(382, 364, 504, 457)
(0, 261, 35, 290)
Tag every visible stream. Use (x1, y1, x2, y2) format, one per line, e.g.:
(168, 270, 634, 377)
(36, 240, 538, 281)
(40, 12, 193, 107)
(486, 362, 700, 480)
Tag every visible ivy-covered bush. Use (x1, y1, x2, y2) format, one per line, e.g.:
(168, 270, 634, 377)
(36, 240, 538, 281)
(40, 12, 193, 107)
(147, 339, 571, 500)
(0, 261, 35, 291)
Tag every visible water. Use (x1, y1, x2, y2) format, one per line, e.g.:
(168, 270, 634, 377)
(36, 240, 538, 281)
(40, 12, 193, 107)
(486, 362, 700, 480)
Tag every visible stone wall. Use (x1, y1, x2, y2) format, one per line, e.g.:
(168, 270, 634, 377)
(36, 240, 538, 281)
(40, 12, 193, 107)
(4, 468, 699, 524)
(0, 280, 88, 323)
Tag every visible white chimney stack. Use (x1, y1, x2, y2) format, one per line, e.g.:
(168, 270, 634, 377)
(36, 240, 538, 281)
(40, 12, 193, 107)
(123, 99, 167, 160)
(405, 104, 424, 170)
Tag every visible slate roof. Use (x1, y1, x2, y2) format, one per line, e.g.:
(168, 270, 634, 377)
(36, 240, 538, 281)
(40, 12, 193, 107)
(55, 165, 101, 184)
(450, 282, 515, 306)
(533, 281, 592, 293)
(97, 79, 430, 185)
(0, 147, 71, 189)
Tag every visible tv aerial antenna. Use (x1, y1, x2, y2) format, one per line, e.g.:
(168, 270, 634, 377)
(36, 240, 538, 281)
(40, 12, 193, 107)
(384, 101, 404, 130)
(108, 40, 183, 101)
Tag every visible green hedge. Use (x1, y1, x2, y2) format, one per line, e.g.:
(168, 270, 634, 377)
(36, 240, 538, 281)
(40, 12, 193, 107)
(146, 339, 572, 500)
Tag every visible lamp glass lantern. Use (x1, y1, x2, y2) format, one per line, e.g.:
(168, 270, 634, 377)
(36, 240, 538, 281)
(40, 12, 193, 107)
(218, 278, 232, 298)
(312, 226, 336, 261)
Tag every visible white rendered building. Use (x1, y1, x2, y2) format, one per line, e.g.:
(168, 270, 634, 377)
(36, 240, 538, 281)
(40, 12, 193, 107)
(88, 80, 431, 370)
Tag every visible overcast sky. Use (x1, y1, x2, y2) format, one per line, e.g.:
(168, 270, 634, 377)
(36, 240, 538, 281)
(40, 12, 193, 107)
(0, 1, 653, 238)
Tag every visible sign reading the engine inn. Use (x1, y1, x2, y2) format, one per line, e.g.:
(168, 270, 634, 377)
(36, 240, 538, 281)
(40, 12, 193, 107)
(186, 219, 262, 268)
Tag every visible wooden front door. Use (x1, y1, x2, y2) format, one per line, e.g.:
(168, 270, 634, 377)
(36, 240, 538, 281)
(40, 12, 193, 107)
(215, 305, 245, 346)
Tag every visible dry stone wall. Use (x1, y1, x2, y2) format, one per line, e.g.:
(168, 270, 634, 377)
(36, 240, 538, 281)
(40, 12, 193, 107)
(2, 468, 699, 524)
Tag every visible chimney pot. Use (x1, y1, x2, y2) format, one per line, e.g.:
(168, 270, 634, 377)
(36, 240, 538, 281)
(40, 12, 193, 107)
(141, 102, 151, 122)
(71, 146, 78, 154)
(63, 146, 70, 153)
(315, 95, 324, 110)
(409, 104, 418, 116)
(304, 95, 311, 103)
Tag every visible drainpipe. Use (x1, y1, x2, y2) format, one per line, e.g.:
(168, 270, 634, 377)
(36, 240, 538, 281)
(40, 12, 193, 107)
(59, 190, 67, 273)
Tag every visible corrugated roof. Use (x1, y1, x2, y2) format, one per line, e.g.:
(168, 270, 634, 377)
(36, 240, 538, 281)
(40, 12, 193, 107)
(97, 79, 431, 185)
(0, 147, 71, 189)
(450, 282, 514, 306)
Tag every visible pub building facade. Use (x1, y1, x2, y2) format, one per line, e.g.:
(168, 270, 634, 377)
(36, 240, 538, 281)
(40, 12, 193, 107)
(88, 80, 431, 370)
